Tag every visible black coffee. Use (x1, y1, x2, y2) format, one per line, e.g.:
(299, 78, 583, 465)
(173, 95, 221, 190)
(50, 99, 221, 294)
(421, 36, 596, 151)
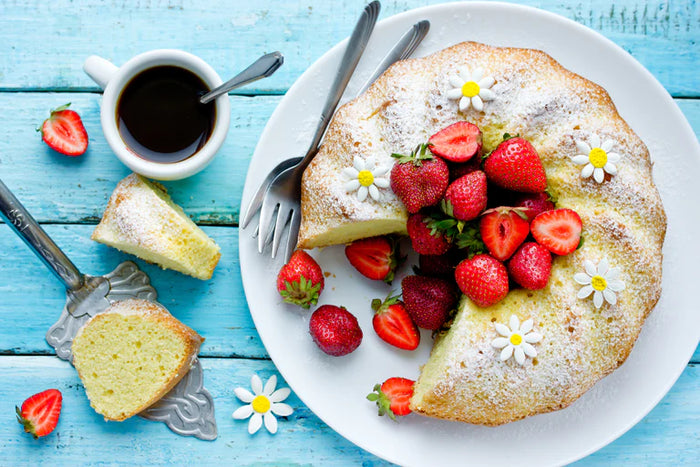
(116, 66, 216, 163)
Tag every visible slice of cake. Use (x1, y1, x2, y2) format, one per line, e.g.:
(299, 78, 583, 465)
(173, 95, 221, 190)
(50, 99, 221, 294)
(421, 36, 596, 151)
(92, 173, 221, 280)
(71, 299, 204, 421)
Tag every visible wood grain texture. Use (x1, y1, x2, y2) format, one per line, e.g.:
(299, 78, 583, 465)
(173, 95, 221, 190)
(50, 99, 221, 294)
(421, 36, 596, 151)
(0, 0, 697, 96)
(0, 356, 697, 465)
(0, 94, 698, 225)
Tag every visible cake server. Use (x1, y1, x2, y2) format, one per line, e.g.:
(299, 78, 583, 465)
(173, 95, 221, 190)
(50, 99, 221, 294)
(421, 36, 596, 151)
(0, 179, 217, 441)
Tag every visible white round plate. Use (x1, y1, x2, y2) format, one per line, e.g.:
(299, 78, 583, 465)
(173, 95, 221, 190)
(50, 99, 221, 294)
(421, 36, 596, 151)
(239, 2, 700, 465)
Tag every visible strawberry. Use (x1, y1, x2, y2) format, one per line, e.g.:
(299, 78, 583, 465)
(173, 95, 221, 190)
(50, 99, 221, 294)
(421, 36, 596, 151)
(390, 144, 449, 213)
(455, 254, 509, 307)
(530, 208, 582, 255)
(401, 275, 457, 330)
(16, 389, 62, 439)
(371, 293, 420, 351)
(444, 170, 488, 221)
(367, 377, 414, 420)
(428, 121, 482, 163)
(508, 242, 552, 290)
(309, 305, 363, 356)
(515, 191, 556, 221)
(40, 103, 88, 156)
(479, 207, 530, 261)
(276, 250, 324, 309)
(406, 213, 451, 255)
(345, 236, 403, 284)
(484, 136, 546, 192)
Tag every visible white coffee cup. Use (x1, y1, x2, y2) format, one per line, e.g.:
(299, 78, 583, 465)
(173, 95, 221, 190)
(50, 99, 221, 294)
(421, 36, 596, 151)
(83, 50, 230, 180)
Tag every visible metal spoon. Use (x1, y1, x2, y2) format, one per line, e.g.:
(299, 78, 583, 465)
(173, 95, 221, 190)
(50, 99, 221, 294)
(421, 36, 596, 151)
(199, 51, 284, 104)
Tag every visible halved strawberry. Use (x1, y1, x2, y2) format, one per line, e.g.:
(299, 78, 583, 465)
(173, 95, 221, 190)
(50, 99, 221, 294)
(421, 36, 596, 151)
(345, 236, 403, 284)
(371, 293, 420, 350)
(40, 103, 88, 156)
(16, 389, 62, 439)
(479, 207, 530, 261)
(530, 208, 582, 255)
(428, 121, 482, 162)
(367, 377, 415, 420)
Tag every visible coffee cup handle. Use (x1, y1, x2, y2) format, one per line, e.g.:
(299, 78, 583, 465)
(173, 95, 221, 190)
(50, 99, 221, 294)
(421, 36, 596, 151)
(83, 55, 119, 90)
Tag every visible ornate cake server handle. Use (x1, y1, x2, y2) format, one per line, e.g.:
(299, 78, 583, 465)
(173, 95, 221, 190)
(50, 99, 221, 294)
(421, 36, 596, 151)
(0, 178, 84, 291)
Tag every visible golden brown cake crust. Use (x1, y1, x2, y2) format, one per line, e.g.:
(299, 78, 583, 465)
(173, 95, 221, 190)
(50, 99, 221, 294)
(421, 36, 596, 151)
(72, 299, 204, 421)
(300, 41, 666, 424)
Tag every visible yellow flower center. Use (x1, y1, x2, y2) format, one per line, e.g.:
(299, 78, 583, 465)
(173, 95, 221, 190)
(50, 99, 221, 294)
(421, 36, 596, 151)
(461, 81, 480, 98)
(251, 395, 271, 414)
(591, 275, 608, 291)
(357, 170, 375, 187)
(509, 333, 523, 346)
(588, 148, 608, 168)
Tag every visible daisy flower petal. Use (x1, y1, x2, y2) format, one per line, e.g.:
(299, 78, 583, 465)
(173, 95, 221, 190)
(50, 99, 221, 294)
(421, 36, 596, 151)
(576, 141, 591, 154)
(590, 134, 601, 148)
(248, 413, 263, 434)
(234, 388, 255, 403)
(251, 374, 263, 395)
(574, 272, 592, 285)
(263, 375, 277, 396)
(603, 288, 617, 305)
(604, 162, 617, 175)
(270, 387, 291, 403)
(342, 167, 359, 178)
(509, 315, 520, 332)
(607, 152, 621, 163)
(271, 402, 294, 417)
(264, 412, 278, 434)
(593, 167, 605, 183)
(459, 96, 470, 111)
(598, 258, 609, 276)
(524, 332, 543, 344)
(500, 345, 514, 361)
(520, 318, 533, 334)
(572, 155, 590, 165)
(357, 186, 368, 202)
(373, 177, 390, 188)
(495, 323, 511, 336)
(491, 337, 509, 349)
(232, 404, 254, 420)
(345, 179, 361, 192)
(458, 66, 471, 81)
(353, 156, 365, 171)
(478, 76, 495, 88)
(479, 88, 496, 101)
(593, 291, 604, 308)
(514, 347, 526, 365)
(522, 342, 537, 358)
(581, 163, 595, 178)
(472, 68, 484, 82)
(584, 260, 597, 277)
(608, 279, 626, 292)
(577, 285, 594, 299)
(446, 88, 463, 99)
(472, 95, 484, 112)
(368, 184, 379, 201)
(601, 140, 614, 152)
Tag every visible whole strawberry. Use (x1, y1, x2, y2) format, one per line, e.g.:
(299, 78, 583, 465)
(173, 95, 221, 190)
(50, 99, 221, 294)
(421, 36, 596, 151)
(484, 136, 547, 192)
(390, 144, 449, 213)
(371, 293, 420, 351)
(16, 389, 62, 439)
(455, 254, 509, 307)
(515, 192, 556, 221)
(508, 242, 552, 290)
(40, 103, 88, 156)
(444, 170, 488, 221)
(401, 275, 457, 330)
(276, 250, 324, 309)
(367, 377, 415, 420)
(309, 305, 363, 356)
(406, 213, 451, 255)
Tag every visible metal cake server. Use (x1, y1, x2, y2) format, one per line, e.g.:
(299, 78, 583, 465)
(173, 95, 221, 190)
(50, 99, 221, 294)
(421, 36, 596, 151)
(0, 179, 217, 441)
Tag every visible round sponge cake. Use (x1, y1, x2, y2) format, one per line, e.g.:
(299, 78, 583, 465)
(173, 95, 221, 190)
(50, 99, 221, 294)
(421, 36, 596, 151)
(298, 42, 666, 424)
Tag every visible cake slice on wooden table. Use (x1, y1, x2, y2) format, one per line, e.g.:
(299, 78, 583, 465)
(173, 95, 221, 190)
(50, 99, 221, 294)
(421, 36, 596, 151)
(71, 299, 203, 421)
(91, 173, 221, 280)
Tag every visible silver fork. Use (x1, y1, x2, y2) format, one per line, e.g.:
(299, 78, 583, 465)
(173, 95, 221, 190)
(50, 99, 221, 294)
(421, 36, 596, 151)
(239, 18, 429, 237)
(253, 1, 381, 258)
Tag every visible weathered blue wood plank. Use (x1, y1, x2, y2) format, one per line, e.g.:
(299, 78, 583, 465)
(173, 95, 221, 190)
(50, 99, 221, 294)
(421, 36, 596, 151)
(0, 356, 696, 465)
(0, 1, 697, 96)
(0, 93, 697, 225)
(0, 356, 391, 465)
(0, 224, 268, 358)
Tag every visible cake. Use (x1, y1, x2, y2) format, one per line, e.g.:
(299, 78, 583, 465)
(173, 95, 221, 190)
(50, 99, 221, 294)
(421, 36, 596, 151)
(92, 173, 221, 280)
(297, 42, 666, 424)
(71, 299, 204, 421)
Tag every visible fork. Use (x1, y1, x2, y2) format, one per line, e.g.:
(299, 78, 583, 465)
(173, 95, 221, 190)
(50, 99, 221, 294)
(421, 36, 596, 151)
(253, 1, 381, 258)
(240, 18, 430, 238)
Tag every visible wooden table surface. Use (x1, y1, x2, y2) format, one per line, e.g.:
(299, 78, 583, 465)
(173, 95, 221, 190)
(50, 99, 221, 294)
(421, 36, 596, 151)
(0, 1, 697, 465)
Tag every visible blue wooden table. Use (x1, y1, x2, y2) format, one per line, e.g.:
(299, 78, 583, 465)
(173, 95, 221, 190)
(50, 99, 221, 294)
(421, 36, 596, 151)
(0, 1, 697, 465)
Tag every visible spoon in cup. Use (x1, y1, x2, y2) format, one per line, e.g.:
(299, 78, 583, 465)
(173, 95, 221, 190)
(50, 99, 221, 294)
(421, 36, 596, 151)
(199, 51, 284, 104)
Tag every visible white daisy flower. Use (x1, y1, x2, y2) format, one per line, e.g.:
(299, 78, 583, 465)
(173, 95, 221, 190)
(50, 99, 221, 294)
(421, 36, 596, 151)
(445, 66, 496, 112)
(232, 374, 294, 434)
(574, 258, 626, 309)
(342, 156, 390, 202)
(571, 134, 621, 183)
(491, 315, 543, 365)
